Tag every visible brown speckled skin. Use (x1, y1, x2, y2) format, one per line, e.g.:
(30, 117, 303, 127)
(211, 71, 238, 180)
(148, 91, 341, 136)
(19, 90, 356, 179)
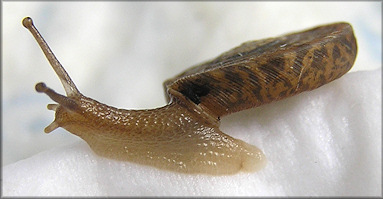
(164, 22, 357, 118)
(25, 17, 357, 175)
(57, 95, 265, 175)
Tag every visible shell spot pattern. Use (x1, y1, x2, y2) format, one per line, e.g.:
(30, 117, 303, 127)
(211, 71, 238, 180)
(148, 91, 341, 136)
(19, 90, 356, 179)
(23, 17, 357, 175)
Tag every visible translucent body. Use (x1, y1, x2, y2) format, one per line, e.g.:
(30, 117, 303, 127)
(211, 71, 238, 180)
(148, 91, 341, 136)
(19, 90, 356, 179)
(59, 96, 265, 174)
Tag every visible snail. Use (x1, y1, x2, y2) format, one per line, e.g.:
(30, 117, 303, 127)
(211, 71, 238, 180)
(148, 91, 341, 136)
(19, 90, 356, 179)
(22, 17, 357, 175)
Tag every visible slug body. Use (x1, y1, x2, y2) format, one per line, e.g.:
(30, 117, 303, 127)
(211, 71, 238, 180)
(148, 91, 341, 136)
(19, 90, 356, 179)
(23, 17, 357, 175)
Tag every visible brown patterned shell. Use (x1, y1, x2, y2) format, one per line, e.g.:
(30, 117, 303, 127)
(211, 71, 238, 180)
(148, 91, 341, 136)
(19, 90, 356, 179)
(164, 22, 357, 119)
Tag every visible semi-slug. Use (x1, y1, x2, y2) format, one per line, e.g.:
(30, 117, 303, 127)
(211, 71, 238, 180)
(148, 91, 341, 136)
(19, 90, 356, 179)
(23, 17, 357, 175)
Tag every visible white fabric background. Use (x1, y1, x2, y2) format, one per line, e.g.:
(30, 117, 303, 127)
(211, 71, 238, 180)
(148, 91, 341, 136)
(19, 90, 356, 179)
(3, 2, 381, 196)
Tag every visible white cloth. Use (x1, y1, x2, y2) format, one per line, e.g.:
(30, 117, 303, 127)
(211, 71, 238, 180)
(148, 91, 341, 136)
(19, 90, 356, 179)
(3, 69, 381, 196)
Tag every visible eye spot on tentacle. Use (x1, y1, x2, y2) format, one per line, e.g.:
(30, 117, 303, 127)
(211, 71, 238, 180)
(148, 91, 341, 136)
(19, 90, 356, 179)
(35, 82, 48, 93)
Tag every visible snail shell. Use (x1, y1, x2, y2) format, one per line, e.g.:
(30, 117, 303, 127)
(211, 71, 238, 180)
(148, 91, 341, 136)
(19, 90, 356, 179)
(23, 17, 357, 175)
